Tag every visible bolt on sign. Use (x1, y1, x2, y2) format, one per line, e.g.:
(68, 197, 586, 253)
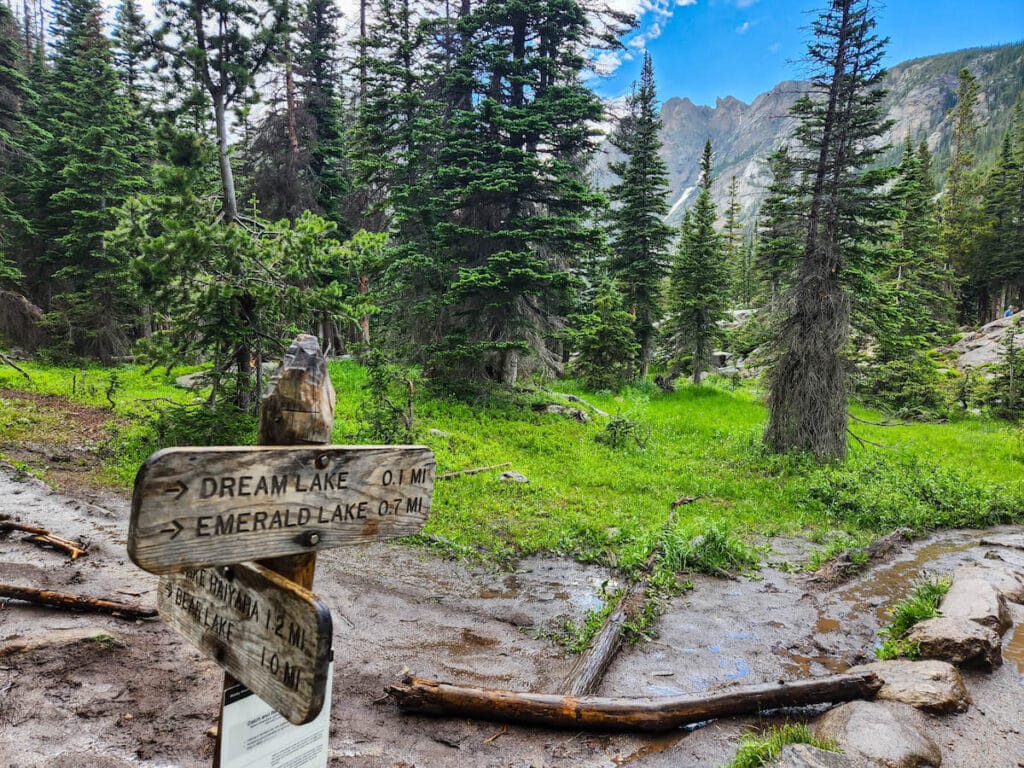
(128, 445, 435, 574)
(158, 562, 332, 725)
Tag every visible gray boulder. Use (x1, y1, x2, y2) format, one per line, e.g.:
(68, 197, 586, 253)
(904, 617, 1002, 670)
(845, 660, 970, 714)
(499, 471, 529, 484)
(939, 577, 1012, 633)
(814, 701, 941, 767)
(772, 744, 863, 767)
(953, 563, 1024, 604)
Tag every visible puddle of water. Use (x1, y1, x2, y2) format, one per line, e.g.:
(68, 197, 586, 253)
(836, 533, 980, 625)
(773, 647, 850, 677)
(816, 617, 841, 634)
(611, 733, 686, 765)
(1006, 625, 1024, 673)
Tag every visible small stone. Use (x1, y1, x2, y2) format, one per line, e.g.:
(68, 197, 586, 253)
(500, 471, 529, 484)
(905, 616, 1002, 670)
(939, 577, 1012, 634)
(428, 428, 450, 438)
(206, 724, 218, 738)
(846, 660, 970, 714)
(814, 700, 942, 767)
(772, 743, 861, 768)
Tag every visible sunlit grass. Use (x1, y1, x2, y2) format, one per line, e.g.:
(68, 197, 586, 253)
(0, 358, 1021, 568)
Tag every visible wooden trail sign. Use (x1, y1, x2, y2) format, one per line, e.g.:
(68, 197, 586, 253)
(129, 444, 435, 574)
(158, 561, 332, 725)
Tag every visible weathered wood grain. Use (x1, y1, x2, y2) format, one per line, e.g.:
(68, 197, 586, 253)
(158, 562, 332, 725)
(387, 672, 883, 732)
(128, 444, 435, 574)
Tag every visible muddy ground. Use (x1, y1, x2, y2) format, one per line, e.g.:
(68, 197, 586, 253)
(1, 465, 1023, 767)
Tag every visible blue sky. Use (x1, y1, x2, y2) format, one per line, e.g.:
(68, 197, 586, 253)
(589, 0, 1024, 106)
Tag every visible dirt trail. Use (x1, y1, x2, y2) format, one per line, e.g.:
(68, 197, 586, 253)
(1, 465, 1022, 767)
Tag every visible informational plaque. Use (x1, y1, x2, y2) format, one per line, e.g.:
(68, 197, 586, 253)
(220, 654, 333, 768)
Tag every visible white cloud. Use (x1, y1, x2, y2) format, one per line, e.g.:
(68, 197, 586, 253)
(593, 51, 624, 75)
(736, 21, 750, 34)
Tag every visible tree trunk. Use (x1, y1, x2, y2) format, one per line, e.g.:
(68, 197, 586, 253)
(213, 93, 238, 223)
(502, 350, 519, 386)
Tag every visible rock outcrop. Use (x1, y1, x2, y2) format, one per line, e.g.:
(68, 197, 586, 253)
(814, 701, 941, 767)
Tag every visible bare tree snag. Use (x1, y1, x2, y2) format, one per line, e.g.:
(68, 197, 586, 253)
(387, 672, 882, 732)
(437, 463, 512, 481)
(214, 334, 335, 766)
(0, 584, 156, 619)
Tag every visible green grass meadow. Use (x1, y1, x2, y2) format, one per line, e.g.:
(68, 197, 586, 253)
(0, 358, 1021, 571)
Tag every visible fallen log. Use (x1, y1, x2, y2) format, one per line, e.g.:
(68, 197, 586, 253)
(540, 389, 610, 418)
(560, 501, 685, 696)
(1, 521, 88, 559)
(437, 463, 512, 481)
(387, 672, 882, 732)
(0, 584, 156, 619)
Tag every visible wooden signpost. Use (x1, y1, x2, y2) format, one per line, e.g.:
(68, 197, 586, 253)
(129, 445, 435, 574)
(158, 562, 332, 725)
(127, 335, 436, 764)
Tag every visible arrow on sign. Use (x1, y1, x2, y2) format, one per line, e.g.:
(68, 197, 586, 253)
(163, 480, 188, 500)
(160, 519, 184, 540)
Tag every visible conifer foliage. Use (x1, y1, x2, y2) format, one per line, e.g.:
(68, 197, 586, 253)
(606, 51, 673, 379)
(764, 0, 891, 459)
(668, 140, 730, 384)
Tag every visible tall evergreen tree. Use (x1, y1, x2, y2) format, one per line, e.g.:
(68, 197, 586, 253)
(981, 102, 1024, 307)
(152, 0, 284, 223)
(668, 140, 729, 384)
(877, 136, 953, 358)
(428, 0, 606, 385)
(756, 146, 801, 305)
(722, 174, 746, 303)
(940, 68, 989, 323)
(606, 51, 672, 379)
(0, 2, 37, 287)
(34, 0, 146, 360)
(764, 0, 891, 460)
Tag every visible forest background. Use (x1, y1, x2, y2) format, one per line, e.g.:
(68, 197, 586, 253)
(0, 0, 1022, 574)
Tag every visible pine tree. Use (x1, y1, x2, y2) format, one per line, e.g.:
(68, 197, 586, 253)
(668, 140, 729, 384)
(567, 275, 639, 391)
(865, 136, 954, 415)
(606, 51, 673, 379)
(981, 102, 1024, 308)
(764, 0, 891, 460)
(152, 0, 284, 223)
(428, 0, 605, 385)
(756, 146, 801, 305)
(722, 175, 745, 303)
(0, 2, 37, 287)
(35, 0, 146, 360)
(940, 68, 989, 323)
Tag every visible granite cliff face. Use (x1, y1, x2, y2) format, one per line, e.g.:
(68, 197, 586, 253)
(593, 42, 1024, 228)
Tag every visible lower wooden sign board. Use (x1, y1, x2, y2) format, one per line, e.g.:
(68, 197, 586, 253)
(130, 445, 435, 574)
(158, 561, 332, 725)
(220, 652, 333, 768)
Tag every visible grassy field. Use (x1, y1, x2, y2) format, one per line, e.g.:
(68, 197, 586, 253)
(0, 358, 1021, 573)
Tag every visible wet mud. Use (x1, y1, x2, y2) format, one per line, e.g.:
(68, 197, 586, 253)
(1, 465, 1022, 767)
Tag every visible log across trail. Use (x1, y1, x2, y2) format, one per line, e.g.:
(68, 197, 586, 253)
(387, 672, 883, 732)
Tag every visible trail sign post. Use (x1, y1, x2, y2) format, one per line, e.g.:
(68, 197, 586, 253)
(158, 562, 332, 725)
(129, 445, 435, 573)
(127, 335, 436, 766)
